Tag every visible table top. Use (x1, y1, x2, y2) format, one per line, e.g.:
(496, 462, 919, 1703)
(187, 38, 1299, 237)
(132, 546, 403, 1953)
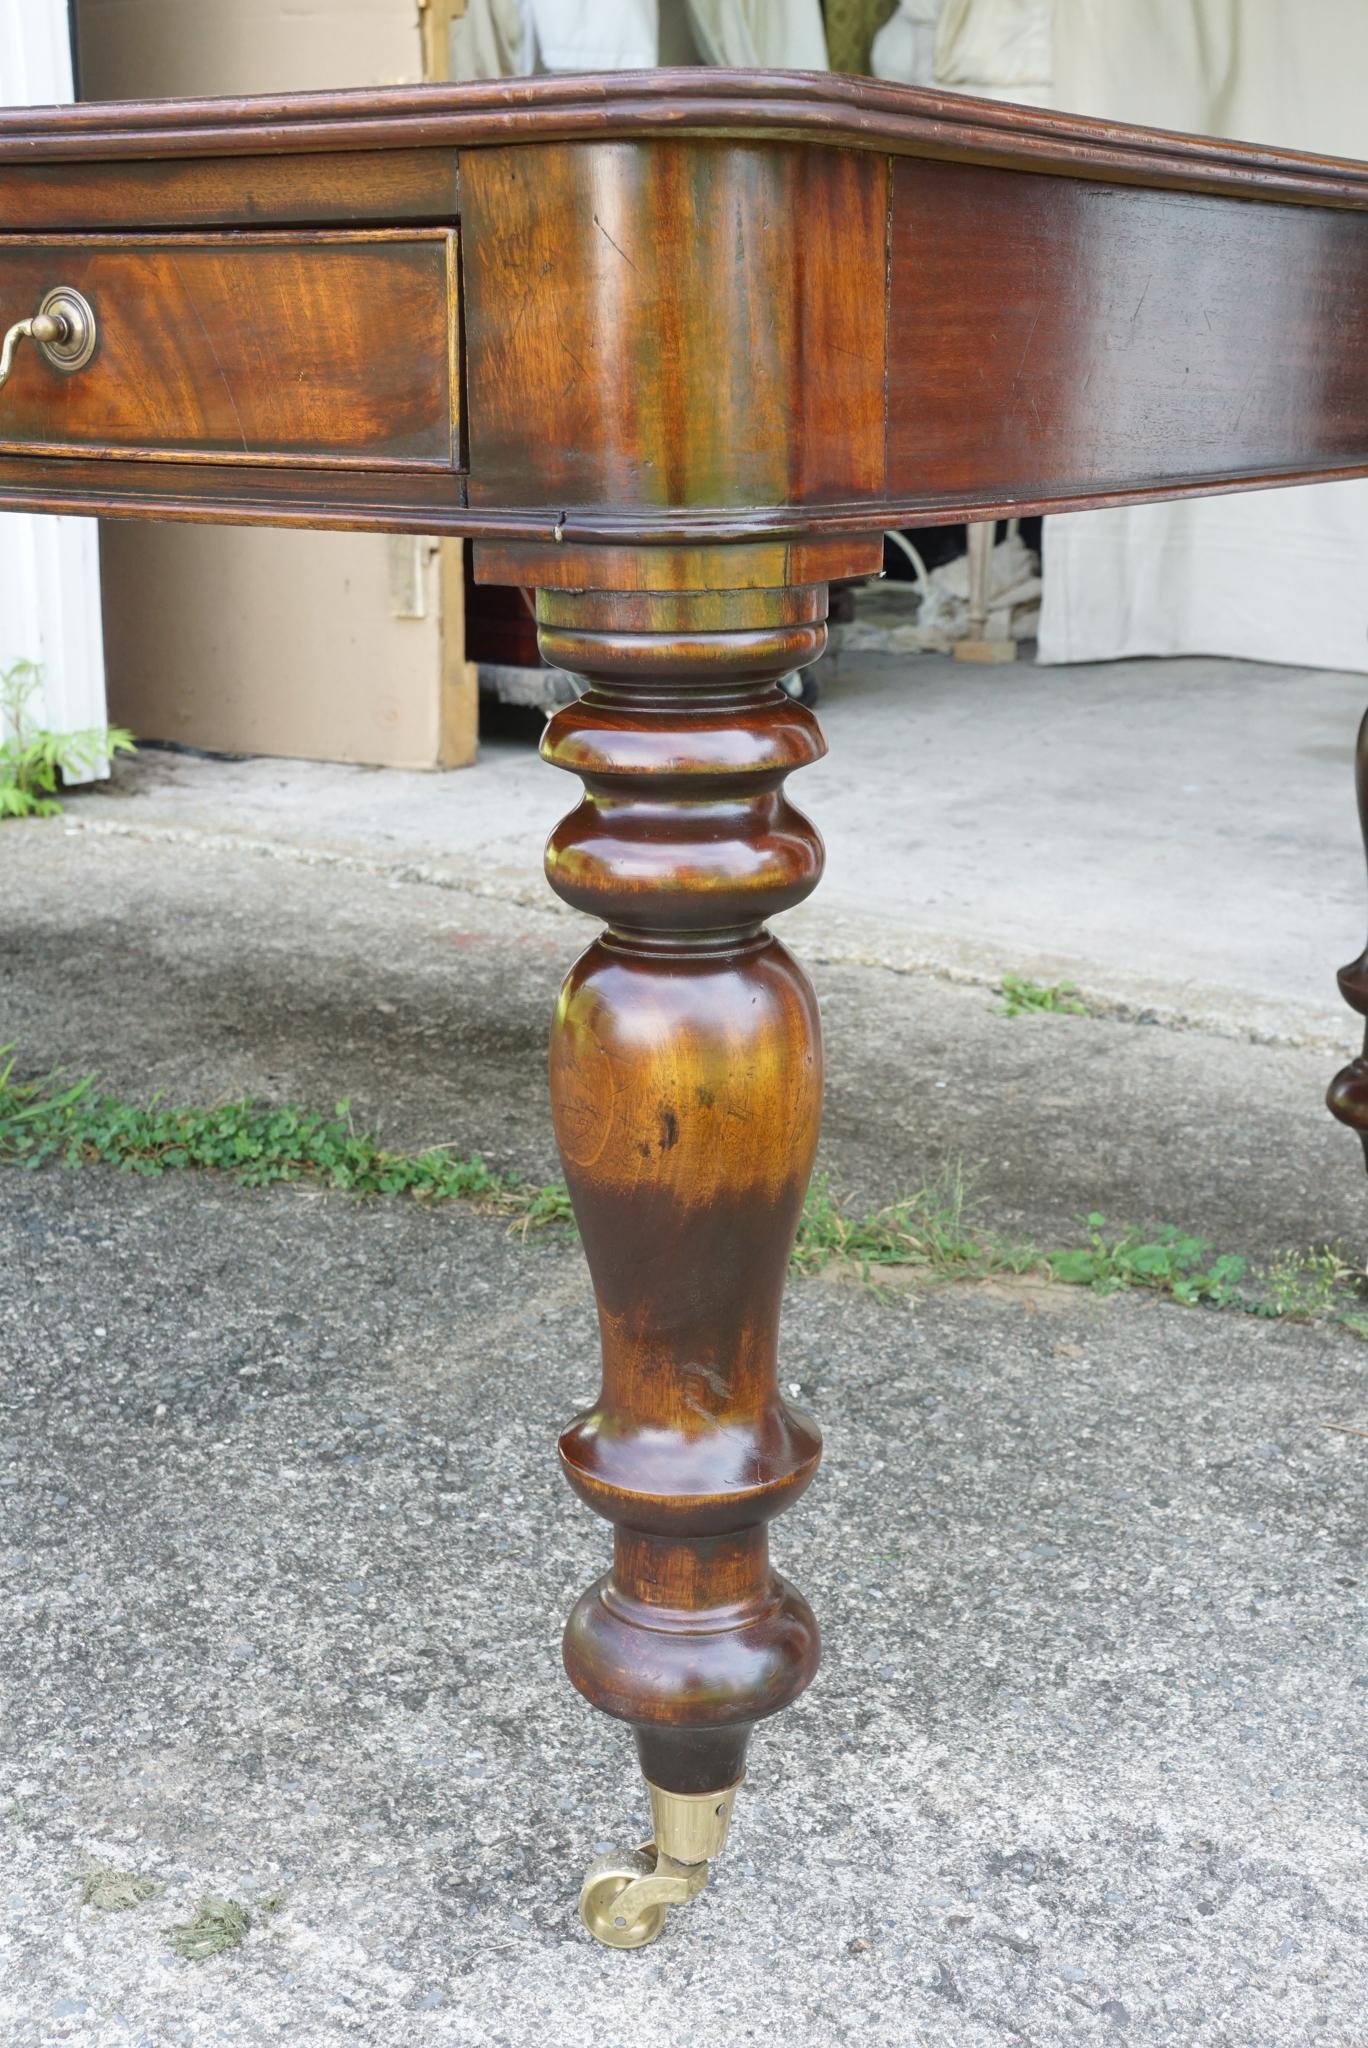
(1, 69, 1367, 208)
(2, 71, 1367, 561)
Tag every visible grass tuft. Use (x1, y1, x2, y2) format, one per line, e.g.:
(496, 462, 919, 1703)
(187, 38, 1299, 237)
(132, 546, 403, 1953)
(0, 1053, 567, 1232)
(78, 1867, 164, 1912)
(163, 1894, 252, 1962)
(792, 1165, 1034, 1289)
(3, 1056, 1365, 1340)
(1259, 1245, 1368, 1333)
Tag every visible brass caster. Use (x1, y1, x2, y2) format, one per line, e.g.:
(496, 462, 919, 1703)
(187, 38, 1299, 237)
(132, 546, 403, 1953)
(578, 1779, 743, 1951)
(578, 1841, 702, 1949)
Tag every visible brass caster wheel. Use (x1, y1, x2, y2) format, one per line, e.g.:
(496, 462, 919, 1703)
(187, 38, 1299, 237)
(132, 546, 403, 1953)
(578, 1781, 742, 1951)
(578, 1844, 670, 1950)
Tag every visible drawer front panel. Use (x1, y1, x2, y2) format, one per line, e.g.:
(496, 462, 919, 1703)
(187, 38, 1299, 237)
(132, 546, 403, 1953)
(0, 229, 459, 469)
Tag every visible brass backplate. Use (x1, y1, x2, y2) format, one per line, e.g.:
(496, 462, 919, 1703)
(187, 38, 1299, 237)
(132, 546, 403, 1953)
(36, 287, 97, 373)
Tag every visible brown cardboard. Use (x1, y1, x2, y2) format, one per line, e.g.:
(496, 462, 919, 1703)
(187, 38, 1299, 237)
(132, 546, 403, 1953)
(98, 525, 456, 769)
(76, 0, 476, 768)
(77, 0, 428, 99)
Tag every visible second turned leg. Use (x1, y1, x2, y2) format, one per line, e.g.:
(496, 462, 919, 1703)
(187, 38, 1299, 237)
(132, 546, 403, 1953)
(538, 579, 829, 1946)
(1328, 708, 1368, 1161)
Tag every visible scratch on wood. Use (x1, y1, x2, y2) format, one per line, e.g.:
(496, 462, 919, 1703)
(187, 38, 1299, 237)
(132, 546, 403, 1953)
(507, 280, 536, 343)
(592, 213, 639, 272)
(1011, 305, 1043, 381)
(1232, 363, 1259, 433)
(556, 327, 591, 385)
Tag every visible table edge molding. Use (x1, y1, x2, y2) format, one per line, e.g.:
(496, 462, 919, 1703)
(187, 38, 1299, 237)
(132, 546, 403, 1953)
(2, 71, 1368, 211)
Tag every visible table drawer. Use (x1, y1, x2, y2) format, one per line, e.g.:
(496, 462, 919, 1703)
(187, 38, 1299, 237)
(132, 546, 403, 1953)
(0, 229, 459, 470)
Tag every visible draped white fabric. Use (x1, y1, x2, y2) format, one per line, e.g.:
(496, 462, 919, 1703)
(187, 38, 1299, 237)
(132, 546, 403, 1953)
(1038, 0, 1368, 674)
(448, 0, 528, 80)
(0, 0, 109, 768)
(684, 0, 827, 69)
(453, 0, 828, 76)
(872, 0, 1050, 102)
(527, 0, 657, 70)
(873, 0, 1050, 102)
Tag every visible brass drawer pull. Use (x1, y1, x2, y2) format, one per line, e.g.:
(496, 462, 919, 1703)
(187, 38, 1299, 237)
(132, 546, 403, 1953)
(0, 286, 97, 393)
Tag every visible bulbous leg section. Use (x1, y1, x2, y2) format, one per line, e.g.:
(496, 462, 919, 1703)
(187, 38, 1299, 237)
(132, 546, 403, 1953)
(539, 576, 830, 1944)
(1327, 1036, 1368, 1170)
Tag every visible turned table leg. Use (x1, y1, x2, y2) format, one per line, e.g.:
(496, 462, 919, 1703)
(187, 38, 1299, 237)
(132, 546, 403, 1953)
(1328, 709, 1368, 1164)
(537, 580, 828, 1946)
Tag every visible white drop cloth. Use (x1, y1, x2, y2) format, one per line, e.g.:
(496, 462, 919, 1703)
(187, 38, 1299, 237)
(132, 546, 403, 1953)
(1039, 0, 1368, 674)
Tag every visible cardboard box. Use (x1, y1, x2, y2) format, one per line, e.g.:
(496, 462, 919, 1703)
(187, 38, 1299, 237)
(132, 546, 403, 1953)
(75, 0, 477, 768)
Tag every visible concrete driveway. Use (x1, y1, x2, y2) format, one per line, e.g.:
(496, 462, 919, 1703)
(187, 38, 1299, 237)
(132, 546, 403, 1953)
(2, 650, 1364, 2046)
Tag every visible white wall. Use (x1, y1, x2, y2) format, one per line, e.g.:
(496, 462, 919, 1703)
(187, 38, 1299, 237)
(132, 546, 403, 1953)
(0, 0, 109, 767)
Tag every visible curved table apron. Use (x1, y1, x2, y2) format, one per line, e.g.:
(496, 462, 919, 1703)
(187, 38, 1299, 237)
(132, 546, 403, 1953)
(3, 69, 1367, 1948)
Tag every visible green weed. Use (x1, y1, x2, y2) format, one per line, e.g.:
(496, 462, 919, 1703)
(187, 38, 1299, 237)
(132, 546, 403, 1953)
(793, 1175, 1367, 1338)
(1042, 1211, 1368, 1337)
(1258, 1245, 1367, 1326)
(997, 972, 1089, 1018)
(1047, 1212, 1248, 1307)
(513, 1180, 577, 1235)
(1, 659, 135, 820)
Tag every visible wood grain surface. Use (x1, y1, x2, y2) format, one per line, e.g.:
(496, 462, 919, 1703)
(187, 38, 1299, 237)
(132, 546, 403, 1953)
(0, 230, 460, 469)
(887, 157, 1368, 508)
(0, 149, 459, 232)
(2, 87, 1367, 538)
(541, 584, 828, 1797)
(460, 140, 886, 517)
(4, 65, 1368, 1870)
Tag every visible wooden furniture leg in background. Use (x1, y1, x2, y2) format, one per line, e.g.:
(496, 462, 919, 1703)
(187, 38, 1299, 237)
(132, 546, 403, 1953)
(1328, 709, 1368, 1162)
(436, 538, 481, 769)
(532, 564, 830, 1946)
(954, 518, 1017, 665)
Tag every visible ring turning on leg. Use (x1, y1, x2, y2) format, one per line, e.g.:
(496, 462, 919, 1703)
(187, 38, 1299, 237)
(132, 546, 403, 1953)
(539, 580, 828, 1946)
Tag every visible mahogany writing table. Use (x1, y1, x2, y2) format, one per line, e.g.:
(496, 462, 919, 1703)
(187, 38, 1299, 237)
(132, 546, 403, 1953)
(3, 70, 1367, 1948)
